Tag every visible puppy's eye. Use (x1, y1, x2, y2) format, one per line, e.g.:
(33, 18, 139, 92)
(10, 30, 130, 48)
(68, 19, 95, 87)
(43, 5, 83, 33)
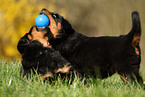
(40, 51, 43, 55)
(53, 14, 57, 18)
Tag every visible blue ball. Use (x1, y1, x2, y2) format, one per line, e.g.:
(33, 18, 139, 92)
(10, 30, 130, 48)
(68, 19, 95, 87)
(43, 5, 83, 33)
(35, 14, 49, 27)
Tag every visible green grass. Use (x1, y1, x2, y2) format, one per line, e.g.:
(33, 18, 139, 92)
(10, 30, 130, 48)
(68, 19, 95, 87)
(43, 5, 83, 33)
(0, 59, 145, 97)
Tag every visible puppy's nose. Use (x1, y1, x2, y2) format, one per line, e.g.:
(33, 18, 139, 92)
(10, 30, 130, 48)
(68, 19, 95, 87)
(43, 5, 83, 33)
(41, 8, 47, 11)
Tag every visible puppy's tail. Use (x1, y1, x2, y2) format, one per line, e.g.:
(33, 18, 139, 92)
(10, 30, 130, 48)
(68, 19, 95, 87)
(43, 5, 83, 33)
(127, 11, 141, 47)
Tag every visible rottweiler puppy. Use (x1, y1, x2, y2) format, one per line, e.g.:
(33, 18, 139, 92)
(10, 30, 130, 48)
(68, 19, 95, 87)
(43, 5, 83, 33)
(17, 26, 81, 80)
(38, 8, 143, 85)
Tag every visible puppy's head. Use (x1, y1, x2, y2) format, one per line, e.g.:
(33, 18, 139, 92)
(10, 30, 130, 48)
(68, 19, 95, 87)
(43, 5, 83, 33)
(28, 26, 52, 48)
(40, 8, 75, 39)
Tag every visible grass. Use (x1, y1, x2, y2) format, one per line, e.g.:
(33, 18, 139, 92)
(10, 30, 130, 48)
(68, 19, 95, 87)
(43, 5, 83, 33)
(0, 59, 145, 97)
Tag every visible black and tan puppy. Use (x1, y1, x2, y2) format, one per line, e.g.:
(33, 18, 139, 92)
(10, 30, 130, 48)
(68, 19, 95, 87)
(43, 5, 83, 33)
(17, 26, 81, 80)
(39, 9, 143, 85)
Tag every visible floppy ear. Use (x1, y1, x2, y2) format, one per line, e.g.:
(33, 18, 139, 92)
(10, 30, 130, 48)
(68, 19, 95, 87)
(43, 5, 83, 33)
(61, 18, 75, 34)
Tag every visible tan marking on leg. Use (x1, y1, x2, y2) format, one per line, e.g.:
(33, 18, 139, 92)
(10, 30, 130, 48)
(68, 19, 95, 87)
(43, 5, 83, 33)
(42, 72, 53, 80)
(115, 70, 131, 86)
(132, 34, 140, 55)
(56, 64, 72, 74)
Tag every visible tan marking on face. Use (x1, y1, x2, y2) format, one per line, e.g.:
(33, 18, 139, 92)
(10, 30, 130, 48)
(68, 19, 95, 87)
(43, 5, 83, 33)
(28, 26, 51, 48)
(41, 10, 62, 39)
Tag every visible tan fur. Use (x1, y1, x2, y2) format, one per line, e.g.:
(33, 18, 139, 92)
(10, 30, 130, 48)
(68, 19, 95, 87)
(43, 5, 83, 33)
(55, 64, 72, 74)
(28, 26, 51, 48)
(42, 72, 53, 80)
(132, 34, 140, 55)
(41, 10, 62, 39)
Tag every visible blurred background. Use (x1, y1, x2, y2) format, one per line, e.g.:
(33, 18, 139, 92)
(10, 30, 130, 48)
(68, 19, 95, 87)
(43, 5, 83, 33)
(0, 0, 145, 74)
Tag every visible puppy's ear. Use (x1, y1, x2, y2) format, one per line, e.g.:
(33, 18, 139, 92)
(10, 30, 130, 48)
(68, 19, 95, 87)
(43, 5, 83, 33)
(61, 18, 75, 34)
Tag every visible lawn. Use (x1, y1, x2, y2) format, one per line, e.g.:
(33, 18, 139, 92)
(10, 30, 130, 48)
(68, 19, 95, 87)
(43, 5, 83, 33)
(0, 59, 145, 97)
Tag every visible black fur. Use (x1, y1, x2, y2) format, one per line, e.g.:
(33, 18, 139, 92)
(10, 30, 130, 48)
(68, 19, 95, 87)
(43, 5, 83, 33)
(43, 10, 143, 85)
(17, 27, 81, 80)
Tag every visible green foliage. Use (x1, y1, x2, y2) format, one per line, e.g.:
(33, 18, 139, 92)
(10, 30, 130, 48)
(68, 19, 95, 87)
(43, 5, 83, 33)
(0, 0, 57, 58)
(0, 59, 145, 97)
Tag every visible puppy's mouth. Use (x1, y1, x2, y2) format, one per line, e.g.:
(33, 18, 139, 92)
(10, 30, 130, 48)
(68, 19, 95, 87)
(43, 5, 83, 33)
(39, 8, 63, 39)
(39, 8, 51, 17)
(39, 8, 61, 24)
(38, 9, 52, 33)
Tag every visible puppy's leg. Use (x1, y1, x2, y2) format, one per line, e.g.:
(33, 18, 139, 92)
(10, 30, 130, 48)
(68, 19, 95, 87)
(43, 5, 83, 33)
(120, 72, 143, 86)
(42, 72, 53, 80)
(115, 70, 131, 86)
(55, 64, 72, 74)
(133, 72, 143, 85)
